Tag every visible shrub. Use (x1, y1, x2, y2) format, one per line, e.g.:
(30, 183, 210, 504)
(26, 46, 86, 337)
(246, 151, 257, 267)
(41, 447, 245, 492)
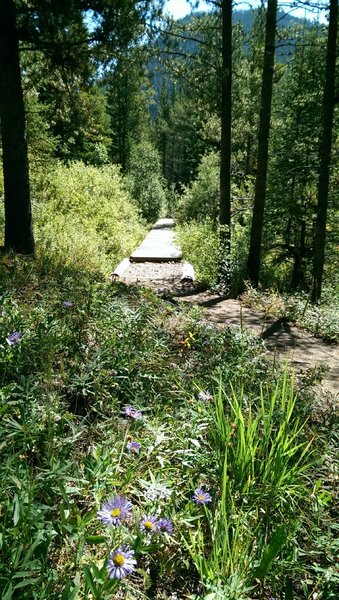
(125, 141, 167, 222)
(175, 152, 220, 224)
(31, 161, 146, 274)
(177, 219, 219, 284)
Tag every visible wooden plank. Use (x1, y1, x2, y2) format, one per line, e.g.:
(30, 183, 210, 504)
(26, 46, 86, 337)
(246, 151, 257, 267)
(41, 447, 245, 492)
(110, 257, 130, 278)
(130, 220, 182, 262)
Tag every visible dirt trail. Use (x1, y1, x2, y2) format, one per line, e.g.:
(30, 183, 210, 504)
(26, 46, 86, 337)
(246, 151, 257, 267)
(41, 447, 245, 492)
(113, 220, 338, 397)
(179, 291, 338, 397)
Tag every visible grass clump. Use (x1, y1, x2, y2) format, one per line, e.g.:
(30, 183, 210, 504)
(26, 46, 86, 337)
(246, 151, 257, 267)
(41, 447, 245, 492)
(0, 258, 337, 599)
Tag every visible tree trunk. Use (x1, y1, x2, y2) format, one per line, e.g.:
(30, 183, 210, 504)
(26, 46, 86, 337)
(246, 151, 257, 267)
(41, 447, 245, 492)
(246, 0, 277, 286)
(311, 0, 338, 303)
(218, 0, 232, 286)
(292, 219, 306, 288)
(0, 0, 34, 254)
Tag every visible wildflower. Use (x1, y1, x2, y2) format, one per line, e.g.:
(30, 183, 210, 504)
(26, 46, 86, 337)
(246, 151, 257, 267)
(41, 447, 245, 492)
(144, 482, 172, 501)
(193, 487, 212, 505)
(63, 301, 73, 308)
(198, 389, 213, 402)
(140, 515, 159, 533)
(157, 518, 173, 534)
(107, 545, 137, 579)
(6, 331, 22, 346)
(122, 405, 142, 420)
(127, 441, 141, 454)
(97, 495, 133, 526)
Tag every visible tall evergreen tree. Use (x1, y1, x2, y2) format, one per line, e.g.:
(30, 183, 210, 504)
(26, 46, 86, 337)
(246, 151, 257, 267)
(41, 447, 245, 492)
(267, 26, 325, 288)
(0, 0, 161, 254)
(0, 0, 34, 254)
(218, 0, 233, 285)
(311, 0, 338, 302)
(246, 0, 278, 286)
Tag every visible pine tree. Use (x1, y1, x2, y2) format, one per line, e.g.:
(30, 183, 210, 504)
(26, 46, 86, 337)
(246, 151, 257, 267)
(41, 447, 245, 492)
(311, 0, 338, 302)
(246, 0, 278, 286)
(0, 0, 34, 254)
(0, 0, 160, 254)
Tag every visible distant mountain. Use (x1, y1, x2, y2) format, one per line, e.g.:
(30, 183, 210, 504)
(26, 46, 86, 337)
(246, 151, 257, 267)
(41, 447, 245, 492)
(149, 8, 319, 113)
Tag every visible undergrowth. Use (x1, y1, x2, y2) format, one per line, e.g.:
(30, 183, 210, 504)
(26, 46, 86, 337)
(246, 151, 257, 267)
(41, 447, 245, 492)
(243, 285, 339, 342)
(0, 258, 337, 599)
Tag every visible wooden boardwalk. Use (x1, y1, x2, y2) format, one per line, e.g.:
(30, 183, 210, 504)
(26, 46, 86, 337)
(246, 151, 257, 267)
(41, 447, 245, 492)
(111, 219, 194, 288)
(130, 218, 182, 263)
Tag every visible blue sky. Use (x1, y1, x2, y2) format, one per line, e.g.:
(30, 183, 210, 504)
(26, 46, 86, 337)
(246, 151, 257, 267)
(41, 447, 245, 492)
(163, 0, 328, 23)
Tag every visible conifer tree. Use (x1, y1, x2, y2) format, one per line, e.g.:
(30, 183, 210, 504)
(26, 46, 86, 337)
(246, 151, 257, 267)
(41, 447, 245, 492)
(246, 0, 278, 286)
(311, 0, 338, 302)
(0, 0, 161, 254)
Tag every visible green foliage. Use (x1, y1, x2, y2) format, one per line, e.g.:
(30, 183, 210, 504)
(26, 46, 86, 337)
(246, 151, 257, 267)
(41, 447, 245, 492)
(183, 373, 313, 596)
(30, 161, 146, 274)
(176, 152, 220, 224)
(177, 219, 219, 284)
(243, 284, 339, 342)
(0, 259, 337, 598)
(178, 217, 250, 292)
(106, 48, 154, 170)
(125, 141, 167, 222)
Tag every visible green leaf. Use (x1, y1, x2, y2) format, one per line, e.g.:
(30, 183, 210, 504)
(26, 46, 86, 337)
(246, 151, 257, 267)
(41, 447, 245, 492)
(253, 524, 290, 580)
(83, 565, 98, 598)
(85, 535, 107, 545)
(13, 579, 40, 590)
(2, 583, 13, 600)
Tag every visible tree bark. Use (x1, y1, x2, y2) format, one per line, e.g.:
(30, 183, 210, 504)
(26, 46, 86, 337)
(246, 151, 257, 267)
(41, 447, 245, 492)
(218, 0, 232, 285)
(246, 0, 277, 286)
(311, 0, 338, 303)
(0, 0, 34, 254)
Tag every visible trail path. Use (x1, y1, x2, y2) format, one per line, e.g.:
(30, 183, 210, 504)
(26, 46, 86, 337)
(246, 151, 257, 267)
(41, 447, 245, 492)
(112, 220, 338, 397)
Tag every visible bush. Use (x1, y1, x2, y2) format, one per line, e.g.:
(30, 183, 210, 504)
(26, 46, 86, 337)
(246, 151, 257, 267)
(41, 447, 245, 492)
(178, 219, 219, 284)
(175, 151, 220, 224)
(31, 161, 146, 274)
(125, 141, 167, 222)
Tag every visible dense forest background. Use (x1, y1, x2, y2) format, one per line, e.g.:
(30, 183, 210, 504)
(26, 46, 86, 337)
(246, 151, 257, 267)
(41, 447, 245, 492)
(0, 0, 337, 300)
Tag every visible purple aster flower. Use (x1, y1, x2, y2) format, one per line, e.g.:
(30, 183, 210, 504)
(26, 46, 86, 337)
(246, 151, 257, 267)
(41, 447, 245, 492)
(107, 545, 137, 579)
(6, 331, 22, 346)
(63, 301, 73, 308)
(157, 518, 173, 534)
(140, 515, 159, 533)
(97, 495, 133, 527)
(127, 441, 141, 454)
(193, 487, 212, 505)
(122, 405, 142, 420)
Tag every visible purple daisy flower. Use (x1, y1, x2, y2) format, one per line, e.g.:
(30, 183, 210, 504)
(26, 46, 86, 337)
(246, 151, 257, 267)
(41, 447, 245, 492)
(122, 405, 142, 420)
(157, 518, 173, 534)
(63, 301, 73, 308)
(127, 441, 141, 454)
(6, 331, 22, 346)
(97, 495, 133, 527)
(140, 515, 159, 533)
(107, 545, 137, 579)
(193, 487, 212, 505)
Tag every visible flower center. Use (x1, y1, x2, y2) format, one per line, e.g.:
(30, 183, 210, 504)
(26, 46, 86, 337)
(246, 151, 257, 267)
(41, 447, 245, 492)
(111, 508, 121, 518)
(113, 553, 125, 567)
(198, 494, 205, 501)
(144, 520, 154, 530)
